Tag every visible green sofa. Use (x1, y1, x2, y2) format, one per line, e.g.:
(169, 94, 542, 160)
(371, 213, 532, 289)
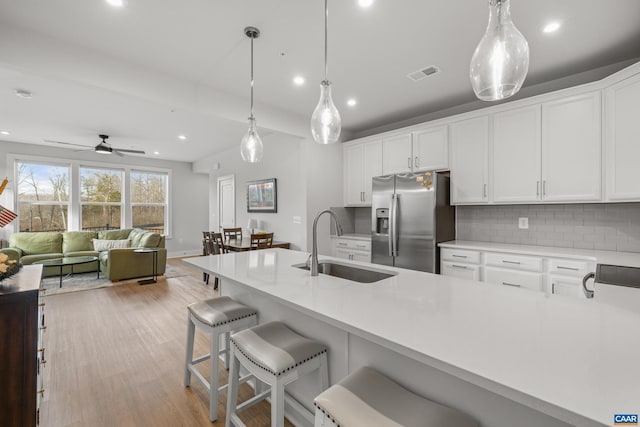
(0, 228, 167, 281)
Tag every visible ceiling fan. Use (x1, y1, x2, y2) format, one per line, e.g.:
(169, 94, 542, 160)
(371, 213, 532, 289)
(45, 134, 146, 157)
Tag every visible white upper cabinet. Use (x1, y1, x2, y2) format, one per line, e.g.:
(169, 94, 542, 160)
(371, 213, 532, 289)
(344, 140, 382, 206)
(412, 125, 449, 172)
(451, 116, 490, 204)
(541, 92, 602, 202)
(605, 73, 640, 201)
(492, 106, 542, 203)
(382, 134, 413, 175)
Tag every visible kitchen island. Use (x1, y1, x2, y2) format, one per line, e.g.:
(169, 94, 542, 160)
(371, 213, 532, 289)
(185, 249, 640, 427)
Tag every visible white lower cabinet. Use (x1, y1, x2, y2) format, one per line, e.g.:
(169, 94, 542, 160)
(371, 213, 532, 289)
(333, 238, 371, 263)
(549, 275, 585, 299)
(441, 262, 480, 281)
(485, 267, 543, 292)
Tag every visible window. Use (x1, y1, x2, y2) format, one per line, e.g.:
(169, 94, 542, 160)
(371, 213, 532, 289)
(131, 170, 168, 235)
(16, 161, 70, 232)
(80, 167, 124, 231)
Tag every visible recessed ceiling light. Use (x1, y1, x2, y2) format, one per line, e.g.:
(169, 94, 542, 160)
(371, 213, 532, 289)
(0, 130, 10, 135)
(106, 0, 125, 7)
(14, 89, 33, 99)
(293, 76, 305, 86)
(153, 151, 160, 155)
(358, 0, 374, 8)
(178, 135, 187, 140)
(347, 98, 357, 107)
(543, 21, 562, 34)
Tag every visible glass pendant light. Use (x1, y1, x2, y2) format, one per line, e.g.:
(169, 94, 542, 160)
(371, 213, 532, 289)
(240, 26, 263, 163)
(470, 0, 529, 101)
(310, 0, 341, 144)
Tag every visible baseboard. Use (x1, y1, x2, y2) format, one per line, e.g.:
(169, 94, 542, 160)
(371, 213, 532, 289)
(167, 249, 201, 258)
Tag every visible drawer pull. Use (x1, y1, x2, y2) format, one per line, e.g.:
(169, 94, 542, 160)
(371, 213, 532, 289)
(39, 302, 46, 307)
(557, 266, 579, 271)
(356, 245, 366, 248)
(40, 326, 47, 331)
(38, 389, 45, 397)
(452, 255, 467, 258)
(502, 260, 521, 265)
(451, 264, 469, 269)
(39, 288, 46, 293)
(502, 282, 521, 287)
(338, 242, 347, 246)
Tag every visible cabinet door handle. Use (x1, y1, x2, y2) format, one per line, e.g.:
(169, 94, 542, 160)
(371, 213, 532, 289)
(552, 283, 556, 294)
(407, 157, 411, 168)
(451, 264, 469, 269)
(483, 183, 487, 198)
(452, 254, 467, 258)
(557, 266, 579, 271)
(536, 181, 540, 197)
(39, 302, 46, 307)
(415, 156, 419, 168)
(502, 282, 521, 287)
(543, 180, 547, 196)
(502, 260, 521, 265)
(362, 191, 365, 202)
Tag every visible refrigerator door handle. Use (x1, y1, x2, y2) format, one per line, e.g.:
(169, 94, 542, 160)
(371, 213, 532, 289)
(388, 194, 395, 256)
(391, 193, 399, 256)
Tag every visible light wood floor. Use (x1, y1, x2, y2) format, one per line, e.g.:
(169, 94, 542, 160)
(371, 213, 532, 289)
(41, 257, 294, 427)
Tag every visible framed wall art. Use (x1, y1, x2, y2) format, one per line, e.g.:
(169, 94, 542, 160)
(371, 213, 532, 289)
(247, 178, 277, 213)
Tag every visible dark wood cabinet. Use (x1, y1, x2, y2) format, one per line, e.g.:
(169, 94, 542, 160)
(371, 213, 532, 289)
(0, 265, 43, 427)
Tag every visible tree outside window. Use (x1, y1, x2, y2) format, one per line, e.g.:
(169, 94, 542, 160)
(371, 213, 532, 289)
(17, 161, 70, 232)
(131, 171, 168, 235)
(80, 167, 123, 231)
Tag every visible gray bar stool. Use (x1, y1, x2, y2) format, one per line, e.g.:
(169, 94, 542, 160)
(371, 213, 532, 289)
(314, 367, 479, 427)
(184, 296, 258, 422)
(226, 321, 329, 427)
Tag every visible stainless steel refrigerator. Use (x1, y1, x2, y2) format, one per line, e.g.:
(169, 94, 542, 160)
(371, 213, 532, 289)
(371, 172, 455, 273)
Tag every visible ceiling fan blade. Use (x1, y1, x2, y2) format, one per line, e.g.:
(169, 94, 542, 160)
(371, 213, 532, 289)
(44, 139, 91, 148)
(113, 150, 125, 157)
(114, 148, 145, 154)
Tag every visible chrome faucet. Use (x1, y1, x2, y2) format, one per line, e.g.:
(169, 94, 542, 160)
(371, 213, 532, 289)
(310, 209, 343, 276)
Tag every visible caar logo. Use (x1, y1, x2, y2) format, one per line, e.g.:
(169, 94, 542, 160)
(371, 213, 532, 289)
(614, 414, 638, 425)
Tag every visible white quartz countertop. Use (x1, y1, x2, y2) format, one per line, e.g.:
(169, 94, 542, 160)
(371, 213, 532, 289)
(440, 240, 640, 267)
(330, 233, 371, 241)
(185, 249, 640, 426)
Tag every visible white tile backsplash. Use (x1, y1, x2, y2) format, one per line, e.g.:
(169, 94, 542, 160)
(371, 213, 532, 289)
(456, 203, 640, 253)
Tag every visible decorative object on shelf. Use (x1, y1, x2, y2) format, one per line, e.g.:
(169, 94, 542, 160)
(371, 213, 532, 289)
(240, 26, 264, 163)
(247, 178, 277, 213)
(247, 218, 257, 235)
(0, 252, 20, 283)
(470, 0, 529, 101)
(310, 0, 341, 145)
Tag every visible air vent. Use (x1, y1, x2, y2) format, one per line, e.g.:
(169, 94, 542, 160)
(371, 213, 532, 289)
(407, 66, 440, 82)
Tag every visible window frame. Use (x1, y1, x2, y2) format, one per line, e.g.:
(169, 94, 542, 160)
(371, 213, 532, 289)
(130, 169, 170, 236)
(7, 154, 172, 237)
(79, 165, 125, 232)
(14, 159, 72, 233)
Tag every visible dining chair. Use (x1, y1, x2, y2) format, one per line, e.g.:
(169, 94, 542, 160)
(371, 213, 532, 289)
(203, 237, 222, 289)
(211, 232, 227, 254)
(223, 228, 243, 241)
(250, 233, 274, 250)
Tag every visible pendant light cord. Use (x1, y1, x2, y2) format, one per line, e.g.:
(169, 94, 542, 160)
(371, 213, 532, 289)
(250, 35, 255, 118)
(324, 0, 328, 81)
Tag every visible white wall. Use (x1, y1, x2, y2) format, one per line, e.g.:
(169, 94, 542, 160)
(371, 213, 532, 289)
(207, 133, 307, 251)
(205, 134, 344, 255)
(0, 140, 208, 257)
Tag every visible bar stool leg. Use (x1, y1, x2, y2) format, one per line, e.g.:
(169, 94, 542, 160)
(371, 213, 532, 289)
(184, 314, 195, 387)
(209, 327, 221, 422)
(223, 331, 231, 369)
(319, 352, 329, 391)
(225, 351, 240, 427)
(271, 381, 285, 427)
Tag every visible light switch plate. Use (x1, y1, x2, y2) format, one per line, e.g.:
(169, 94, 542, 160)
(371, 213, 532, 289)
(518, 217, 529, 229)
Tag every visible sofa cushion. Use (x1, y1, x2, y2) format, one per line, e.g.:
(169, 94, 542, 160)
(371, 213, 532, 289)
(62, 231, 98, 253)
(65, 250, 100, 258)
(128, 228, 147, 247)
(21, 253, 64, 265)
(9, 232, 63, 256)
(138, 232, 162, 248)
(97, 229, 132, 240)
(92, 239, 131, 251)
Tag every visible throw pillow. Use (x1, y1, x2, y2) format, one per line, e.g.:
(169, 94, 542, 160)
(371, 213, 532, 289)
(92, 239, 131, 251)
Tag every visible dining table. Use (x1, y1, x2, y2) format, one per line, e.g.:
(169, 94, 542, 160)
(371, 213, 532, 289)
(224, 237, 291, 252)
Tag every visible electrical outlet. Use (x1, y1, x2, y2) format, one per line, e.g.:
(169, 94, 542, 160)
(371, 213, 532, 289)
(518, 217, 529, 229)
(293, 216, 302, 224)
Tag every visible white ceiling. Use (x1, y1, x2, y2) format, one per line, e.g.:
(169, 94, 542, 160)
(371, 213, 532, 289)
(0, 0, 639, 162)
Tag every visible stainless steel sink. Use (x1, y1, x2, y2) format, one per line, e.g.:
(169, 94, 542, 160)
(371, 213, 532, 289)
(294, 261, 396, 283)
